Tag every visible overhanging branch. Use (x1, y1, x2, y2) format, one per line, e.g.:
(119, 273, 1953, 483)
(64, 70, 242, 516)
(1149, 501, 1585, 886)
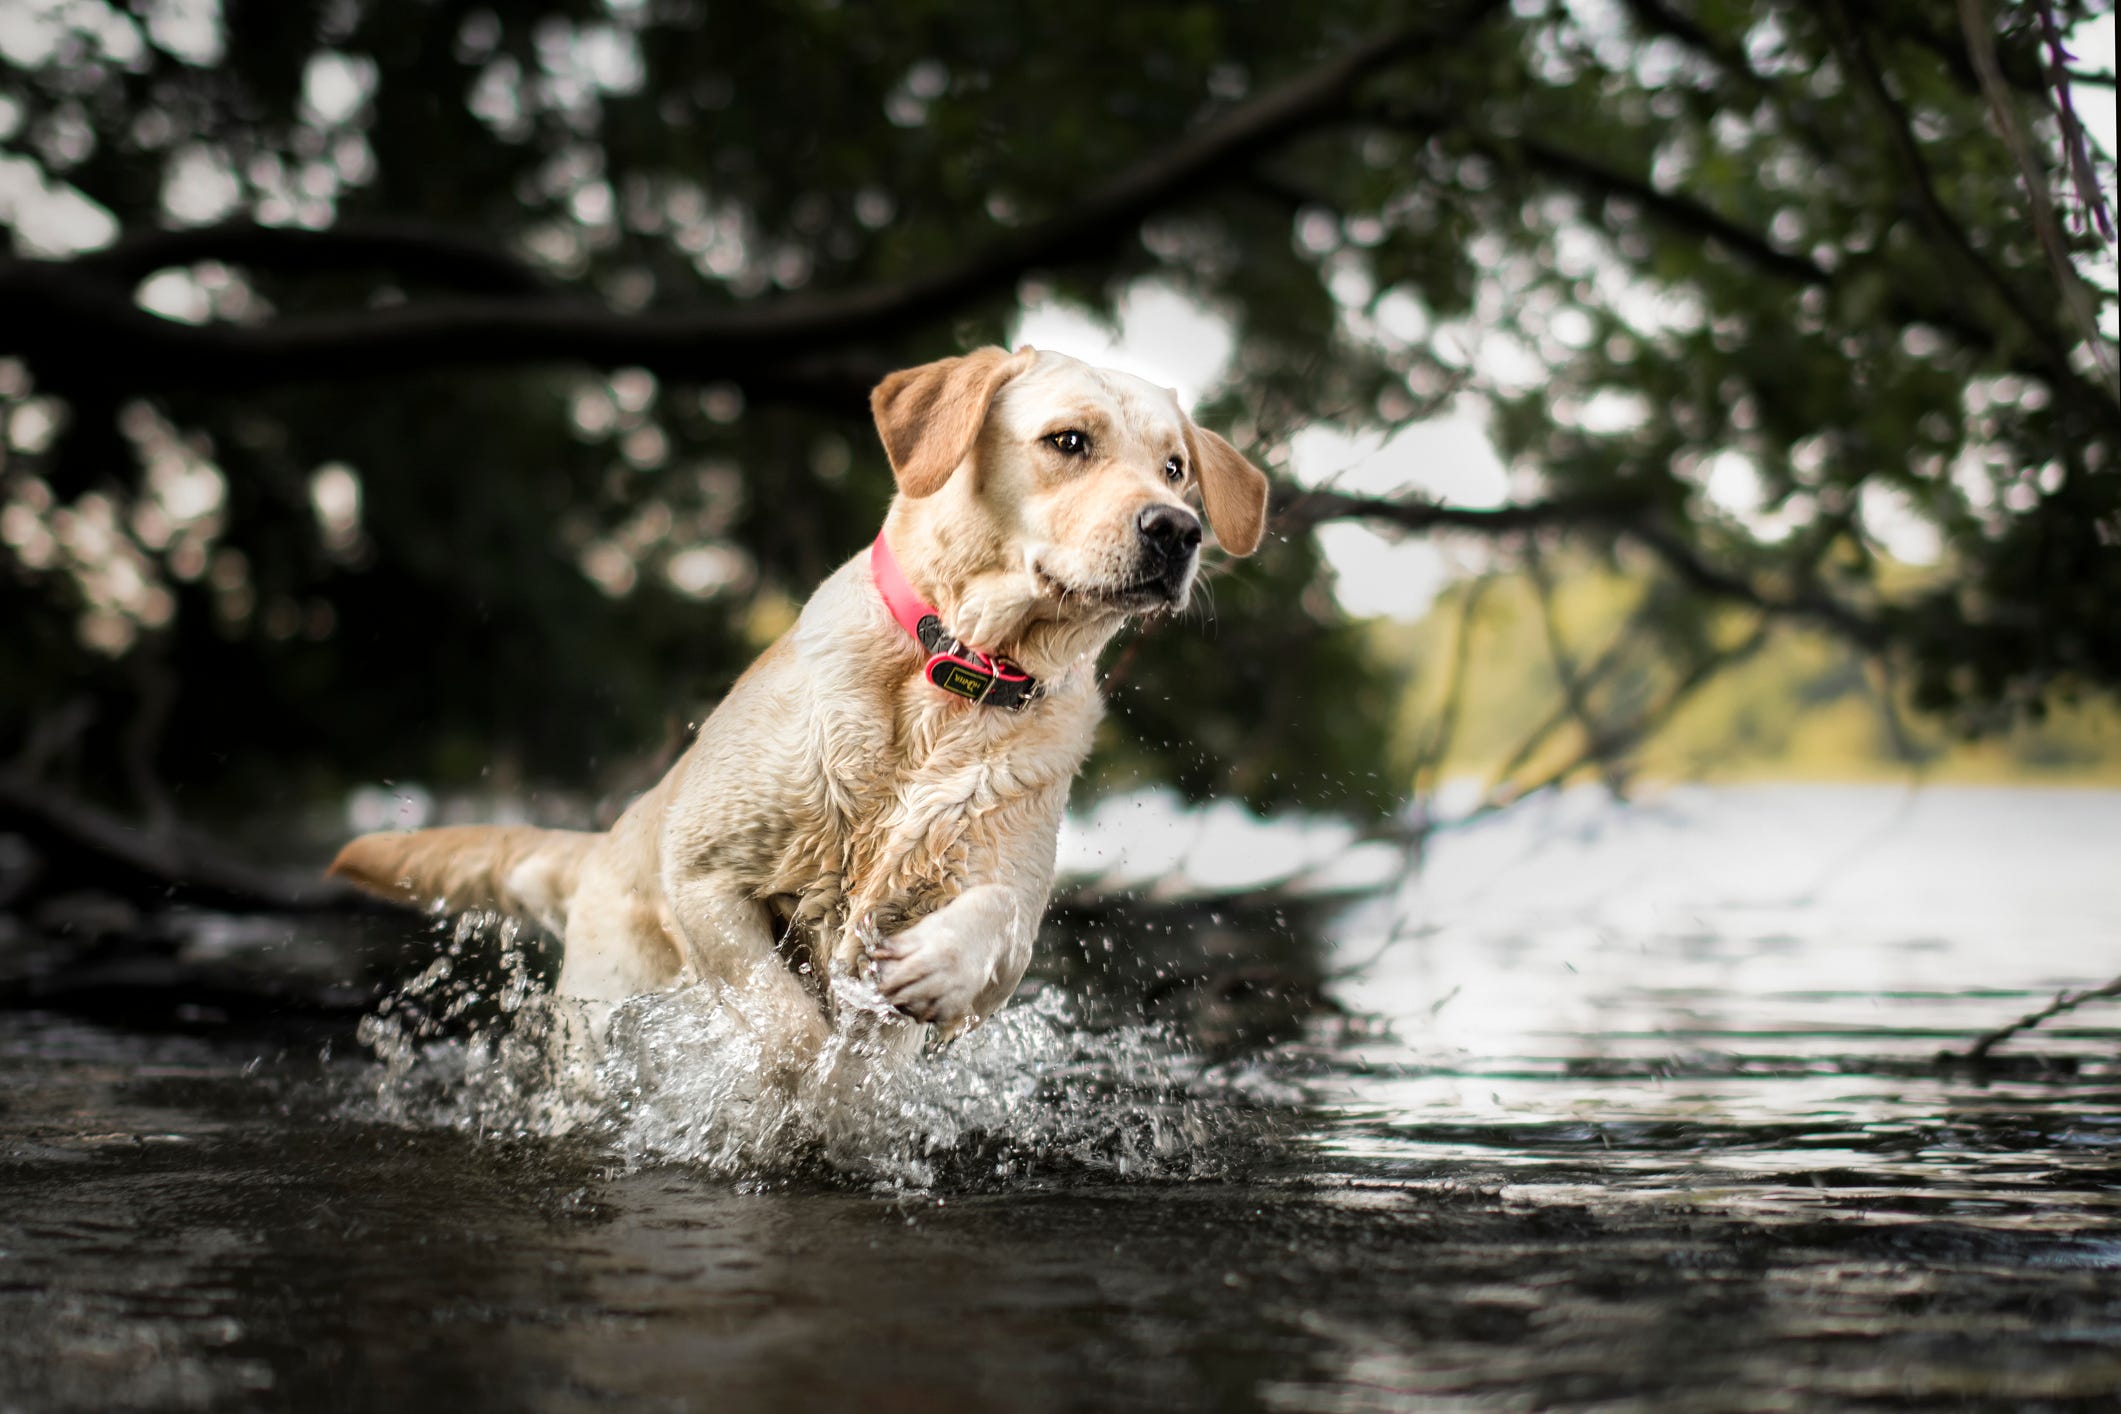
(72, 218, 557, 294)
(1826, 0, 2111, 400)
(0, 3, 1503, 394)
(1272, 485, 1647, 535)
(1277, 485, 1888, 648)
(1364, 101, 2032, 369)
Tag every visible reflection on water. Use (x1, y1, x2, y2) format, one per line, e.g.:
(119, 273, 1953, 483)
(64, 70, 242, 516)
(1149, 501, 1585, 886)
(3, 786, 2119, 1411)
(1315, 784, 2121, 1198)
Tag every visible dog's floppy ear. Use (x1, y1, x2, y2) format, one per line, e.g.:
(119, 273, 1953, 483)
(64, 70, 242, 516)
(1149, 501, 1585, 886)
(1185, 425, 1270, 557)
(871, 345, 1037, 498)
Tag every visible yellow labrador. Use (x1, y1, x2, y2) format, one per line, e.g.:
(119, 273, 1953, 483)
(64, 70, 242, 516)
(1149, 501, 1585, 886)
(330, 346, 1267, 1047)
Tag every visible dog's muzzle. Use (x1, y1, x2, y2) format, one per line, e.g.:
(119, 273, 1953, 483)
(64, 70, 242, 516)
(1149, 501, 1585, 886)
(1135, 504, 1203, 597)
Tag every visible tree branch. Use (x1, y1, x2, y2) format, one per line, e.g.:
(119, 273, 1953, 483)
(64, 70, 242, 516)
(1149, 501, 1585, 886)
(1364, 100, 2112, 410)
(1449, 616, 1771, 822)
(1953, 974, 2121, 1061)
(1272, 485, 1649, 536)
(1407, 576, 1492, 803)
(1497, 133, 1829, 283)
(1525, 541, 1628, 796)
(0, 4, 1502, 394)
(1958, 0, 2117, 387)
(0, 771, 382, 915)
(1475, 576, 1668, 798)
(1276, 485, 1889, 649)
(1364, 102, 1832, 285)
(71, 218, 557, 294)
(1884, 2, 2074, 99)
(1620, 517, 1885, 648)
(1501, 617, 1771, 807)
(1826, 0, 2109, 400)
(2031, 1, 2118, 244)
(1615, 0, 1742, 72)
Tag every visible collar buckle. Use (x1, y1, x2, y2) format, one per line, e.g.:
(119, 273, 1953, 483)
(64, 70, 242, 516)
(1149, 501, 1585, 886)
(874, 533, 1040, 711)
(922, 641, 1035, 708)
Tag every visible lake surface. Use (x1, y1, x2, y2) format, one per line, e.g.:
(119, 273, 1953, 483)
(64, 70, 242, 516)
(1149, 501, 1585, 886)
(3, 785, 2118, 1411)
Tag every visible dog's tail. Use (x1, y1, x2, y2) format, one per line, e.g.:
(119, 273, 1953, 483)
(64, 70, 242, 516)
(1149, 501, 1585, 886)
(328, 825, 598, 934)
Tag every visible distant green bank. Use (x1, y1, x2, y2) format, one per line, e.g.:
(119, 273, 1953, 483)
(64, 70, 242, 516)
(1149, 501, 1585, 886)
(1371, 569, 2121, 791)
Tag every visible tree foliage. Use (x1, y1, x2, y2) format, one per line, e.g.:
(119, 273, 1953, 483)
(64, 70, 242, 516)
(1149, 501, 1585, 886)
(0, 0, 2113, 832)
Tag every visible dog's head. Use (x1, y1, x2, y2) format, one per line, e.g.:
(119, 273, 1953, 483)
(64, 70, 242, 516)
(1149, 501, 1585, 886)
(872, 346, 1268, 665)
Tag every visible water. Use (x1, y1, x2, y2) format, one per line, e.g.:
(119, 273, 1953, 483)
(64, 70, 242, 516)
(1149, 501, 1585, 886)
(3, 785, 2118, 1411)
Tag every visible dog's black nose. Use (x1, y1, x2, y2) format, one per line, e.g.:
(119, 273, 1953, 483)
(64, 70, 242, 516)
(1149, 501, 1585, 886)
(1136, 504, 1203, 563)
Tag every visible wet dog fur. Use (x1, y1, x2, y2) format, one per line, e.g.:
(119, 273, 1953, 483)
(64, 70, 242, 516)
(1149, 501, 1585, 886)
(329, 346, 1268, 1054)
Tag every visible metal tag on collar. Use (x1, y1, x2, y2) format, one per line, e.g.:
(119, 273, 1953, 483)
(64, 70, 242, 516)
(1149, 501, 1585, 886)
(927, 653, 999, 702)
(923, 645, 1033, 707)
(911, 614, 1033, 708)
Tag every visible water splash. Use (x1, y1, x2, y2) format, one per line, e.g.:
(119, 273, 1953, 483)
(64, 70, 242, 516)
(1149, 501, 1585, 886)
(349, 917, 1290, 1188)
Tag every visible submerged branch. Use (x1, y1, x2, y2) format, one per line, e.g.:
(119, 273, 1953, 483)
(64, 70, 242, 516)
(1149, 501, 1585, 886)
(1954, 976, 2121, 1061)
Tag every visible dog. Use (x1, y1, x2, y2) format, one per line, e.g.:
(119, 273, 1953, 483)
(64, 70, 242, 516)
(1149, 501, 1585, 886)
(329, 346, 1267, 1051)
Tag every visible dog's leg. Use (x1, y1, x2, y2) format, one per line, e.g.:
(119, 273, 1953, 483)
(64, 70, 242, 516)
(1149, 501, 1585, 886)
(664, 870, 831, 1063)
(869, 882, 1037, 1034)
(950, 568, 1046, 653)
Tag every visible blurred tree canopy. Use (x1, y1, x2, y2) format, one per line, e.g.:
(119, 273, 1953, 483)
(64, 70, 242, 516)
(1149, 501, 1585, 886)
(0, 0, 2114, 841)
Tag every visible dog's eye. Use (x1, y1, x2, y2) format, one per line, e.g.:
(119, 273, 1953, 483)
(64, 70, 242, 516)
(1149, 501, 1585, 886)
(1045, 430, 1090, 457)
(1163, 455, 1186, 484)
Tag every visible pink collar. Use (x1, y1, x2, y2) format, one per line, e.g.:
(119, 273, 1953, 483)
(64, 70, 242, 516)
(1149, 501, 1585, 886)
(871, 529, 1038, 709)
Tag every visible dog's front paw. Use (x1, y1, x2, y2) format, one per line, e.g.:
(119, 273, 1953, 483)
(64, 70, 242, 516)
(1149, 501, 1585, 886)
(950, 572, 1043, 654)
(870, 923, 989, 1030)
